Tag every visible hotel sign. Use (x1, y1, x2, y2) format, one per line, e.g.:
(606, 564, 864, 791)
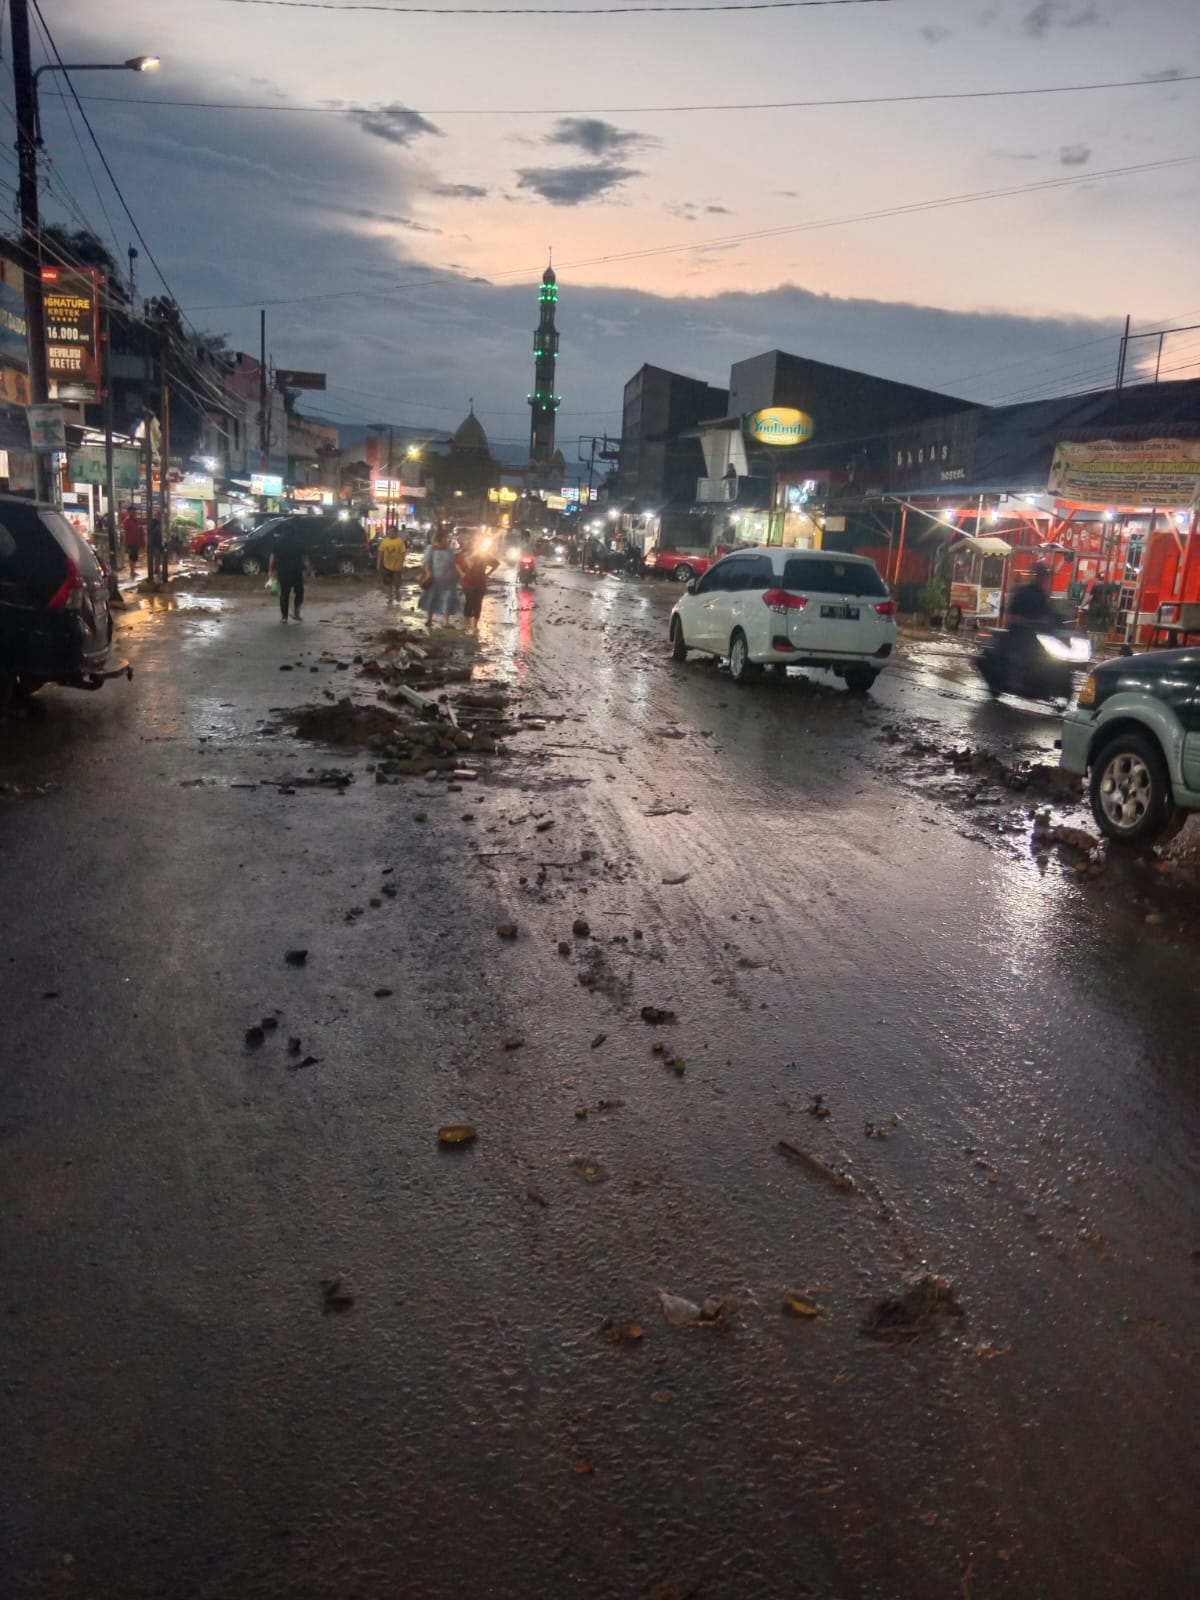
(746, 407, 814, 447)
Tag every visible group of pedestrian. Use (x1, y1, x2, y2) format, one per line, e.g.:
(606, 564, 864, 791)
(413, 527, 499, 633)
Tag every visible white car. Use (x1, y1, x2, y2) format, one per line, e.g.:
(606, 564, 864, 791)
(669, 548, 897, 692)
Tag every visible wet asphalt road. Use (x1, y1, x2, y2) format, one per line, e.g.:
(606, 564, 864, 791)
(1, 566, 1197, 1600)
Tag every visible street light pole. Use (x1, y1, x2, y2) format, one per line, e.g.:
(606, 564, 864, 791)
(7, 13, 159, 505)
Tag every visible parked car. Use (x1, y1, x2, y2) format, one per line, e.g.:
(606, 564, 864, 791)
(644, 548, 714, 584)
(669, 548, 896, 691)
(1059, 647, 1200, 845)
(191, 516, 257, 560)
(0, 495, 128, 707)
(215, 515, 369, 577)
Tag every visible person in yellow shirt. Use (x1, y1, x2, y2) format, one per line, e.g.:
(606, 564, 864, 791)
(376, 523, 408, 605)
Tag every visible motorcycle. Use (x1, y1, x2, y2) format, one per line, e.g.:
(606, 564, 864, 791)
(976, 625, 1091, 704)
(517, 552, 537, 589)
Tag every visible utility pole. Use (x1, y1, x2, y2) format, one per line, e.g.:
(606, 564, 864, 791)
(160, 367, 170, 583)
(1114, 312, 1131, 397)
(100, 275, 118, 568)
(258, 307, 268, 474)
(142, 298, 154, 577)
(387, 424, 395, 526)
(10, 0, 53, 501)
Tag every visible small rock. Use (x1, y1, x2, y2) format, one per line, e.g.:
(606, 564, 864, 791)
(1145, 911, 1165, 926)
(321, 1276, 355, 1313)
(640, 1005, 677, 1026)
(374, 987, 393, 998)
(261, 1016, 279, 1032)
(287, 1037, 301, 1055)
(536, 818, 555, 832)
(496, 922, 519, 939)
(557, 940, 571, 956)
(591, 1033, 607, 1050)
(279, 664, 293, 672)
(244, 1025, 266, 1049)
(572, 917, 591, 938)
(284, 949, 308, 967)
(437, 1123, 478, 1145)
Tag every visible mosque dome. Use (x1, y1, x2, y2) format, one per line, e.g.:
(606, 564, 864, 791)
(454, 406, 488, 452)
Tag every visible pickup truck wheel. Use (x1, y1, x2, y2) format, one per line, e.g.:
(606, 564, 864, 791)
(673, 564, 695, 584)
(1089, 730, 1186, 846)
(670, 616, 688, 662)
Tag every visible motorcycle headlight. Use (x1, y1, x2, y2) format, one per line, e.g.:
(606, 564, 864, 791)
(1037, 633, 1072, 661)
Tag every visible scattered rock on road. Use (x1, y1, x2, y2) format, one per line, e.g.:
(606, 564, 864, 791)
(438, 1123, 478, 1146)
(284, 949, 308, 967)
(320, 1277, 355, 1314)
(861, 1273, 964, 1342)
(776, 1140, 855, 1192)
(641, 1005, 676, 1026)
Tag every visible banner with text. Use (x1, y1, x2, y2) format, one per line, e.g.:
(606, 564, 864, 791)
(1048, 438, 1200, 509)
(42, 265, 100, 403)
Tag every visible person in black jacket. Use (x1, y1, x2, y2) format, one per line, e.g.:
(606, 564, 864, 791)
(268, 524, 313, 622)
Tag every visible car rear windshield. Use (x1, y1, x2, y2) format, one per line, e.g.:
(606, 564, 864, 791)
(42, 510, 103, 582)
(781, 556, 887, 597)
(0, 500, 70, 592)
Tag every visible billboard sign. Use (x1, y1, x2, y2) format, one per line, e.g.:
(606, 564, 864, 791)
(746, 407, 815, 447)
(68, 446, 140, 489)
(0, 254, 29, 407)
(42, 266, 100, 402)
(251, 472, 284, 497)
(1047, 439, 1200, 509)
(275, 369, 326, 391)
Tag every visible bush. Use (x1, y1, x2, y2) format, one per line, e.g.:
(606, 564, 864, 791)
(917, 579, 948, 618)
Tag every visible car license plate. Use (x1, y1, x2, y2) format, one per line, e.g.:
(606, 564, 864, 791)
(820, 604, 859, 620)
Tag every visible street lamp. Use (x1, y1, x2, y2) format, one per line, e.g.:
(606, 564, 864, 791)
(32, 55, 159, 142)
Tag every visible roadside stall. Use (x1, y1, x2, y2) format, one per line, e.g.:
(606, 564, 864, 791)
(945, 533, 1011, 629)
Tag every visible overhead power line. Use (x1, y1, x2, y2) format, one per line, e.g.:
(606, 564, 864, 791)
(182, 153, 1200, 312)
(217, 0, 892, 13)
(78, 73, 1200, 118)
(29, 0, 185, 318)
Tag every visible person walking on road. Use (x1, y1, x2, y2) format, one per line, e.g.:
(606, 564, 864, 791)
(457, 537, 499, 634)
(419, 528, 461, 626)
(269, 523, 312, 622)
(376, 523, 408, 606)
(121, 507, 144, 576)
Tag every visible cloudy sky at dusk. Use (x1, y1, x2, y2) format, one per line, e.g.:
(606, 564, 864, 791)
(25, 0, 1200, 456)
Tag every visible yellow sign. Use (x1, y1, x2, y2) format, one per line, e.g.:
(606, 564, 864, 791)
(747, 407, 814, 447)
(488, 486, 518, 504)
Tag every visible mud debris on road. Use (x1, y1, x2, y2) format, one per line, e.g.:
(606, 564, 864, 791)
(861, 1273, 965, 1342)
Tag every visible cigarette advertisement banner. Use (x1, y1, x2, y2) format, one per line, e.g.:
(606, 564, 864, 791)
(42, 265, 100, 403)
(1048, 438, 1200, 509)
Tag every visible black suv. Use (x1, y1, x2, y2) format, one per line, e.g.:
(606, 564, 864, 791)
(0, 496, 121, 709)
(215, 515, 368, 577)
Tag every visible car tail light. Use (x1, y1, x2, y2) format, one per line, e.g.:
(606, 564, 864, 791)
(874, 600, 896, 617)
(763, 588, 807, 613)
(48, 559, 84, 610)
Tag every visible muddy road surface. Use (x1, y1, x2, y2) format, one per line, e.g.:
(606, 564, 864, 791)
(2, 568, 1197, 1600)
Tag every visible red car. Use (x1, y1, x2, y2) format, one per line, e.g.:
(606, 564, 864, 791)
(643, 548, 714, 584)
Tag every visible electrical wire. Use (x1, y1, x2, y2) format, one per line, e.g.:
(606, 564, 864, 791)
(217, 0, 893, 14)
(183, 153, 1200, 312)
(29, 0, 186, 321)
(78, 72, 1200, 119)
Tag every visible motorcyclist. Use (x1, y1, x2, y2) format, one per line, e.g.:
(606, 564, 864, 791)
(1006, 563, 1058, 630)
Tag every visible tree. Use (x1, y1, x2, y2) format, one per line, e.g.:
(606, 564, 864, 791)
(41, 225, 128, 304)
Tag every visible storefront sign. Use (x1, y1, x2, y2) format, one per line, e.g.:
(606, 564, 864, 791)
(746, 407, 814, 447)
(0, 255, 29, 409)
(293, 486, 333, 504)
(251, 472, 284, 496)
(42, 266, 100, 402)
(488, 486, 518, 504)
(68, 446, 140, 489)
(1047, 439, 1200, 509)
(890, 410, 979, 491)
(28, 402, 66, 451)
